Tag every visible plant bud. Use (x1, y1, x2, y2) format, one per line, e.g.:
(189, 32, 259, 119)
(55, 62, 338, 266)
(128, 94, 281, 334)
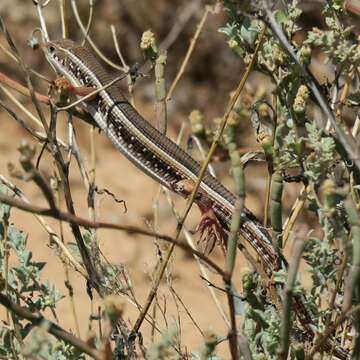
(140, 30, 156, 50)
(103, 295, 125, 323)
(189, 110, 205, 138)
(299, 44, 312, 65)
(228, 38, 238, 49)
(293, 85, 309, 113)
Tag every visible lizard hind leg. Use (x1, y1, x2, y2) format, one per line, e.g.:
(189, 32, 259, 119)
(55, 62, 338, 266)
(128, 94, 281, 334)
(196, 206, 227, 256)
(171, 179, 227, 256)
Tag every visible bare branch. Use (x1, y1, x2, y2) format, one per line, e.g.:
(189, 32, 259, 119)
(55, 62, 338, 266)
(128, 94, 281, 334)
(0, 292, 103, 360)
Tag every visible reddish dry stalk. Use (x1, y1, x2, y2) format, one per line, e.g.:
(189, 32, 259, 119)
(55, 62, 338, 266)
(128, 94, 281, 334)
(0, 71, 50, 104)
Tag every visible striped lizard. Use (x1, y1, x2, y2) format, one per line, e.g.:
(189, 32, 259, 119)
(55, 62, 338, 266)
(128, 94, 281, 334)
(43, 39, 349, 359)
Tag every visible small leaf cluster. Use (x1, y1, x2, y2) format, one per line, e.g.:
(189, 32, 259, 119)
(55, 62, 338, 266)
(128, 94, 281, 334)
(301, 235, 342, 329)
(0, 185, 68, 359)
(146, 326, 180, 360)
(5, 223, 63, 311)
(304, 122, 336, 184)
(303, 237, 339, 298)
(244, 306, 280, 360)
(219, 0, 357, 357)
(304, 1, 360, 69)
(241, 271, 281, 359)
(219, 18, 261, 60)
(23, 328, 85, 360)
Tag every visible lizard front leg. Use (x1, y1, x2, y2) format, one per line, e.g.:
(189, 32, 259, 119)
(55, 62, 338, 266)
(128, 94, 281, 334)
(54, 77, 97, 99)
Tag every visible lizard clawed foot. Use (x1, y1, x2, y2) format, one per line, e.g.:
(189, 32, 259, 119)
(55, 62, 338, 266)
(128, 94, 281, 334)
(171, 179, 226, 256)
(196, 207, 226, 256)
(54, 77, 96, 99)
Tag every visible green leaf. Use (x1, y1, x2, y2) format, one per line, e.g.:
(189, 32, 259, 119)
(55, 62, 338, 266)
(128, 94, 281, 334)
(274, 10, 288, 25)
(240, 18, 258, 47)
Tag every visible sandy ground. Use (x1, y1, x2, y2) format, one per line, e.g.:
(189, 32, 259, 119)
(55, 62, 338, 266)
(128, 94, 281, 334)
(0, 97, 273, 358)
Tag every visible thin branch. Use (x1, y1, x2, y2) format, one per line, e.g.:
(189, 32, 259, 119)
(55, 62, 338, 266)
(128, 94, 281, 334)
(0, 72, 95, 134)
(0, 292, 103, 360)
(5, 15, 104, 293)
(110, 25, 129, 70)
(0, 71, 50, 104)
(55, 73, 128, 111)
(2, 4, 114, 296)
(154, 52, 168, 135)
(0, 175, 86, 277)
(130, 8, 214, 328)
(54, 175, 81, 338)
(0, 100, 47, 142)
(270, 170, 283, 250)
(160, 0, 201, 51)
(326, 252, 348, 328)
(18, 147, 57, 211)
(0, 83, 47, 130)
(278, 237, 306, 359)
(177, 24, 266, 269)
(33, 0, 50, 41)
(282, 186, 309, 247)
(82, 0, 94, 46)
(110, 25, 135, 105)
(70, 0, 125, 71)
(169, 285, 204, 337)
(190, 135, 216, 177)
(0, 43, 49, 82)
(0, 17, 102, 293)
(59, 0, 68, 39)
(0, 191, 225, 278)
(163, 188, 231, 328)
(343, 199, 360, 353)
(224, 118, 247, 359)
(166, 6, 209, 101)
(307, 304, 360, 359)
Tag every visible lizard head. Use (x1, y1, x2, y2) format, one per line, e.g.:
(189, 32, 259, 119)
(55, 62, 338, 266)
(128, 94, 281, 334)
(42, 39, 92, 89)
(43, 39, 76, 74)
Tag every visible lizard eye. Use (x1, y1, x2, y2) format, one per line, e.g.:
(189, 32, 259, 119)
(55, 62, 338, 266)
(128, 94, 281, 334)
(48, 45, 55, 53)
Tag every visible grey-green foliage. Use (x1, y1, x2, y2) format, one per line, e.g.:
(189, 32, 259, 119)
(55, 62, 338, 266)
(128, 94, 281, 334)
(240, 272, 281, 360)
(219, 0, 355, 358)
(191, 331, 224, 360)
(274, 0, 302, 36)
(146, 326, 180, 360)
(275, 120, 336, 182)
(304, 1, 360, 69)
(243, 303, 280, 360)
(278, 125, 304, 169)
(0, 0, 357, 358)
(221, 0, 303, 83)
(302, 236, 340, 327)
(22, 327, 85, 360)
(6, 223, 63, 311)
(219, 17, 261, 59)
(0, 185, 76, 359)
(68, 229, 122, 292)
(303, 237, 338, 298)
(304, 122, 336, 184)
